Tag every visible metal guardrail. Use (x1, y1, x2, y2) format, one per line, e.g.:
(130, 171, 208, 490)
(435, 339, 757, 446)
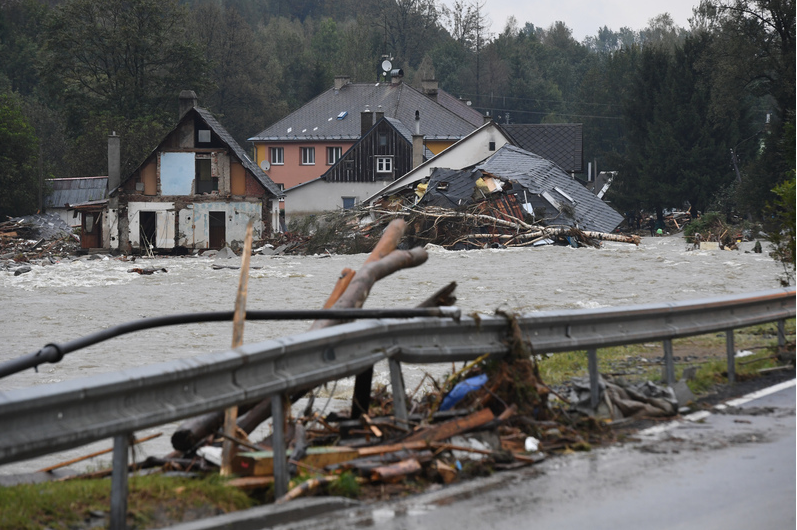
(0, 288, 793, 466)
(0, 287, 793, 528)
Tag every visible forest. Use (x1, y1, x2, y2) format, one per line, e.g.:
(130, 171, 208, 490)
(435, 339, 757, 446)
(0, 0, 794, 232)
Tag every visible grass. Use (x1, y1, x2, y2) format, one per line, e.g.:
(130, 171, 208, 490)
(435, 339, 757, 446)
(0, 474, 253, 530)
(537, 320, 794, 395)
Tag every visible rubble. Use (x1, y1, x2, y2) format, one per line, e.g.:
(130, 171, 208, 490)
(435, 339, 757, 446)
(0, 214, 80, 270)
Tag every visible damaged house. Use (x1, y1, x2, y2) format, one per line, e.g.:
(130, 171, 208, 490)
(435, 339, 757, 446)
(368, 144, 624, 249)
(110, 91, 283, 253)
(44, 176, 108, 249)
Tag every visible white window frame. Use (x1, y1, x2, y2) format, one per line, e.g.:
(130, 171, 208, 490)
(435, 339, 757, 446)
(270, 147, 284, 165)
(327, 146, 342, 165)
(376, 156, 393, 173)
(301, 147, 315, 165)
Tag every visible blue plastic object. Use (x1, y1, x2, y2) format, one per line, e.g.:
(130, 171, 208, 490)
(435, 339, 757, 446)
(439, 373, 488, 411)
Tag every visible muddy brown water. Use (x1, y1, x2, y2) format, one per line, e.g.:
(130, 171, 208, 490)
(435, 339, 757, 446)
(0, 235, 789, 475)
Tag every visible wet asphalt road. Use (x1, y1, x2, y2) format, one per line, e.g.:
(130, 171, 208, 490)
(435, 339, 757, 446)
(267, 380, 796, 530)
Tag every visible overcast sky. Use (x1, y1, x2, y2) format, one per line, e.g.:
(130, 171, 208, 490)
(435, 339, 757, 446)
(441, 0, 701, 42)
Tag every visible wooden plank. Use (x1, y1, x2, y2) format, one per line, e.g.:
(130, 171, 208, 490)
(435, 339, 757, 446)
(232, 446, 359, 477)
(404, 408, 495, 443)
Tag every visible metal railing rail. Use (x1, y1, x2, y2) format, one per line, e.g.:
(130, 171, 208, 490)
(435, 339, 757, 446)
(0, 287, 793, 529)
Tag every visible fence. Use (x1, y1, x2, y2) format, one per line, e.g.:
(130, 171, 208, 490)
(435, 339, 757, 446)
(0, 287, 794, 529)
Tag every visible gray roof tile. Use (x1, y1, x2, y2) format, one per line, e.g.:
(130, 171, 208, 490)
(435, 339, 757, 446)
(249, 83, 479, 142)
(477, 145, 622, 233)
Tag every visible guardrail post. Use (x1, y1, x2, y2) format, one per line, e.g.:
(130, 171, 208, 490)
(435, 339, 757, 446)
(663, 339, 675, 385)
(588, 349, 599, 409)
(271, 394, 288, 499)
(778, 319, 786, 349)
(726, 330, 735, 384)
(351, 367, 373, 419)
(388, 358, 408, 426)
(110, 434, 130, 530)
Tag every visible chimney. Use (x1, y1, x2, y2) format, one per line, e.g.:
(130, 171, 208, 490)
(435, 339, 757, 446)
(421, 79, 439, 102)
(108, 132, 120, 206)
(179, 90, 197, 118)
(334, 76, 350, 90)
(390, 68, 404, 85)
(360, 109, 373, 136)
(412, 111, 424, 169)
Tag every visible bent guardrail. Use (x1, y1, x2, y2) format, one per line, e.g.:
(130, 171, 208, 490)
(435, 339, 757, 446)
(0, 287, 793, 529)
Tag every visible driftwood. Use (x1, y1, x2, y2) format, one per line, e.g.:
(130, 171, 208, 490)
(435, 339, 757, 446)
(404, 408, 495, 443)
(371, 458, 423, 483)
(222, 221, 255, 476)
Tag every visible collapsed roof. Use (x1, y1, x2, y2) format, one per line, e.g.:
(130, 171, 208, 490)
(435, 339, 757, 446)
(406, 145, 623, 233)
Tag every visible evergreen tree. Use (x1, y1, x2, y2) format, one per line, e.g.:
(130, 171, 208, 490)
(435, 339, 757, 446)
(0, 93, 40, 219)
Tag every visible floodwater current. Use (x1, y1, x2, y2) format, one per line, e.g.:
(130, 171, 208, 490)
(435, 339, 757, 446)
(0, 234, 789, 475)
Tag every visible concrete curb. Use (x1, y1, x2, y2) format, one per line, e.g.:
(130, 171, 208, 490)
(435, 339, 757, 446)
(165, 497, 361, 530)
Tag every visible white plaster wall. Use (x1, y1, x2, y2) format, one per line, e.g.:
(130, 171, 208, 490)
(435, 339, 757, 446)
(49, 208, 79, 229)
(364, 123, 512, 204)
(284, 181, 387, 223)
(127, 202, 175, 249)
(106, 209, 119, 249)
(185, 202, 262, 249)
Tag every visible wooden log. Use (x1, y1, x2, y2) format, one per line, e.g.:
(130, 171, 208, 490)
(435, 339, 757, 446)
(404, 408, 495, 443)
(322, 268, 355, 309)
(371, 458, 422, 483)
(356, 440, 430, 457)
(37, 433, 162, 473)
(275, 476, 338, 503)
(416, 281, 457, 308)
(221, 221, 254, 476)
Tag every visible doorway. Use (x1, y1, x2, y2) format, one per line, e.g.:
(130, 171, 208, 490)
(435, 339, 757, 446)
(139, 211, 157, 252)
(209, 211, 226, 249)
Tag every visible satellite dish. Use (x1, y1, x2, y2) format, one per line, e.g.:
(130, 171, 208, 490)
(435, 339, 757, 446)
(260, 160, 270, 171)
(381, 59, 392, 72)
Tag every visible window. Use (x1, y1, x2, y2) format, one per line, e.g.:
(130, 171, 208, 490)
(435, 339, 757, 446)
(342, 197, 356, 209)
(270, 147, 284, 165)
(376, 157, 393, 173)
(198, 129, 211, 143)
(327, 146, 342, 165)
(378, 133, 388, 147)
(301, 147, 315, 165)
(489, 141, 496, 151)
(195, 156, 217, 194)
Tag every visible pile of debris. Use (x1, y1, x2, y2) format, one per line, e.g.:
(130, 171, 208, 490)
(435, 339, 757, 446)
(0, 214, 80, 273)
(279, 202, 638, 257)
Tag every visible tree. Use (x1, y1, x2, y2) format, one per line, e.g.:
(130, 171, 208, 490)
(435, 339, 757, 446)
(0, 0, 49, 97)
(0, 93, 40, 219)
(693, 0, 795, 217)
(611, 36, 745, 218)
(190, 3, 287, 147)
(41, 0, 208, 132)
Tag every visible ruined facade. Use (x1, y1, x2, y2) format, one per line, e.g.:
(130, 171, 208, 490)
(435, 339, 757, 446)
(110, 92, 283, 253)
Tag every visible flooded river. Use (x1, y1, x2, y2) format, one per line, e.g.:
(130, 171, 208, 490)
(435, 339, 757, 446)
(0, 235, 788, 475)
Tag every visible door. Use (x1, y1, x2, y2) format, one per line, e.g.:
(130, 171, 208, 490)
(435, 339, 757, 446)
(80, 212, 101, 249)
(209, 211, 226, 249)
